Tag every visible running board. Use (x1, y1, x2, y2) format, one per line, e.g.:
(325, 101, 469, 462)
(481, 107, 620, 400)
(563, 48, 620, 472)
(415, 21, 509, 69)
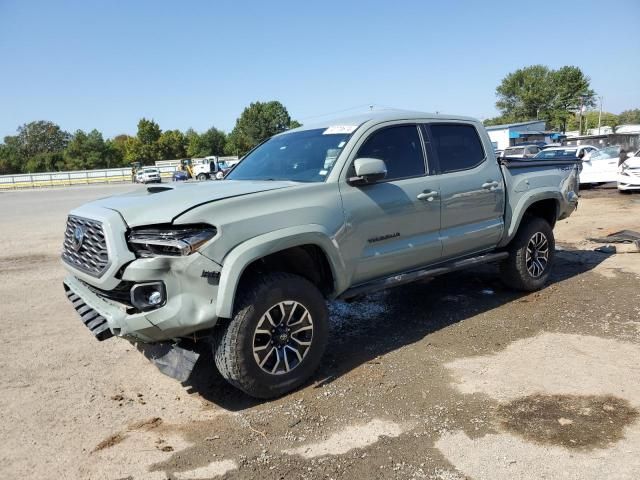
(339, 251, 509, 300)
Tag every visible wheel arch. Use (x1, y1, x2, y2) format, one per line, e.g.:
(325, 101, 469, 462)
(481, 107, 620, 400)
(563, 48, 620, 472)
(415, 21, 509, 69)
(500, 192, 561, 247)
(215, 226, 347, 318)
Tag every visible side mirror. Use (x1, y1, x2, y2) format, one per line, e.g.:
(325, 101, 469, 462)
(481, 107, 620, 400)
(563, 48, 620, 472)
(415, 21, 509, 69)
(348, 158, 387, 185)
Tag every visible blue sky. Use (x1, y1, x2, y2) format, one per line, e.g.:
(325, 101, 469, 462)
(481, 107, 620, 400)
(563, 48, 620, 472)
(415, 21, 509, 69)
(1, 0, 639, 138)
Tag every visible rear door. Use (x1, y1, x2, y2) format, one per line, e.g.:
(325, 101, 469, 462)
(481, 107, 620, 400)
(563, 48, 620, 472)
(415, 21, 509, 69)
(424, 123, 505, 260)
(339, 123, 442, 284)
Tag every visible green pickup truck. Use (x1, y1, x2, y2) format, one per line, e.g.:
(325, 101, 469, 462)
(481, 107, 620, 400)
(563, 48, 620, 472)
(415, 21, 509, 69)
(62, 110, 579, 398)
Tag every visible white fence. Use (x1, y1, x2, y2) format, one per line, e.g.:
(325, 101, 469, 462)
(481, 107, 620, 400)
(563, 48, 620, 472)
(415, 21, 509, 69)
(0, 165, 177, 190)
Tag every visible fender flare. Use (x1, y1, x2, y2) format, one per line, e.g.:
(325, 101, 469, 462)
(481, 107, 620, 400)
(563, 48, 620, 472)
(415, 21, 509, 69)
(215, 225, 348, 318)
(499, 189, 562, 247)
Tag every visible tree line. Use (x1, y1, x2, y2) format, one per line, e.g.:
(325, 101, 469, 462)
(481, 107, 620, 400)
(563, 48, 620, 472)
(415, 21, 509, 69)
(483, 65, 640, 134)
(0, 100, 300, 175)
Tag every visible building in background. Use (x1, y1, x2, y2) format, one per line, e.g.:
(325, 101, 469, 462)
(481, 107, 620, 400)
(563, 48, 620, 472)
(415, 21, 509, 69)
(485, 120, 564, 150)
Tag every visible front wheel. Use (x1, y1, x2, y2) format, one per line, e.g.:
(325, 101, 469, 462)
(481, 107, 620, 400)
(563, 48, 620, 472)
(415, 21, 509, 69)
(214, 273, 328, 398)
(500, 217, 555, 291)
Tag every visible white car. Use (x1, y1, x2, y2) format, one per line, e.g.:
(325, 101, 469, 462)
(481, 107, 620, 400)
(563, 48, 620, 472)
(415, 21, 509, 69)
(618, 149, 640, 192)
(581, 146, 623, 185)
(135, 167, 162, 184)
(534, 146, 615, 185)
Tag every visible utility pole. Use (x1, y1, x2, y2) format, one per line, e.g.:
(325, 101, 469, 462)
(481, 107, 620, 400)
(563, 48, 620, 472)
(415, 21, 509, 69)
(578, 96, 584, 136)
(598, 96, 603, 135)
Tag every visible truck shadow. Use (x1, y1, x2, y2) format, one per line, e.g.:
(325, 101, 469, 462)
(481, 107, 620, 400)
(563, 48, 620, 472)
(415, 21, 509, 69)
(184, 248, 612, 410)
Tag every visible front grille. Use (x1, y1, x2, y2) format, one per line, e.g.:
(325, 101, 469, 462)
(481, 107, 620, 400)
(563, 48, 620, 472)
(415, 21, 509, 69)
(62, 215, 110, 277)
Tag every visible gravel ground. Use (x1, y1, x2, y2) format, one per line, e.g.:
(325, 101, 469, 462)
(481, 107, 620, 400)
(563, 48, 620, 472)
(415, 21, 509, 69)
(0, 184, 639, 480)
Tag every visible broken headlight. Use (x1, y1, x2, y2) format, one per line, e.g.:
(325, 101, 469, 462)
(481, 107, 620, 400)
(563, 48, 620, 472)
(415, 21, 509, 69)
(128, 225, 216, 257)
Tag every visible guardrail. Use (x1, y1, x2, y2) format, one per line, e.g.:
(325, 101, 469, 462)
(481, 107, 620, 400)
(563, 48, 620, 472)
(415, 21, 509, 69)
(0, 166, 177, 190)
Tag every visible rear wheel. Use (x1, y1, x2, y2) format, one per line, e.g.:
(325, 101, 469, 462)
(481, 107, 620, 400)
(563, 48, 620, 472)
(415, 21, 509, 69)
(197, 173, 208, 181)
(214, 273, 328, 398)
(500, 217, 555, 291)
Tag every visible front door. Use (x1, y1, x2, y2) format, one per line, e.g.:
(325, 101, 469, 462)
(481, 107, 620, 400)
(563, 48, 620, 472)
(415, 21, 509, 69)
(339, 124, 442, 285)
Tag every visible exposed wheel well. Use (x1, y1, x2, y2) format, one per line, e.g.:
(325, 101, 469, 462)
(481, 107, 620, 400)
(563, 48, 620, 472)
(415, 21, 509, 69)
(522, 198, 558, 228)
(239, 245, 335, 298)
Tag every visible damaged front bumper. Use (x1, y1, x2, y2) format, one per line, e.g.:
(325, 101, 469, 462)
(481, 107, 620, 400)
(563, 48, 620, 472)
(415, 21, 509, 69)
(63, 248, 224, 381)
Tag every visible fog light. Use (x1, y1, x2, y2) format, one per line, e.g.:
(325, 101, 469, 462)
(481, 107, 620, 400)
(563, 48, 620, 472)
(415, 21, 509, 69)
(148, 290, 163, 306)
(130, 282, 166, 311)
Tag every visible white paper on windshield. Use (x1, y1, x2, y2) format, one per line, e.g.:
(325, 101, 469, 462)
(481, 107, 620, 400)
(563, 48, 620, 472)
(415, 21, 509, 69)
(323, 125, 357, 135)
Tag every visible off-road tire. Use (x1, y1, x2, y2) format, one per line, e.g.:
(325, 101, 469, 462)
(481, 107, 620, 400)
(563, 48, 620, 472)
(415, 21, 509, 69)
(213, 272, 328, 398)
(500, 216, 555, 291)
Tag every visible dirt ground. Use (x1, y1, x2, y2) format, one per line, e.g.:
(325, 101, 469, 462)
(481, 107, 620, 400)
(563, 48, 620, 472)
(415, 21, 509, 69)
(1, 184, 639, 480)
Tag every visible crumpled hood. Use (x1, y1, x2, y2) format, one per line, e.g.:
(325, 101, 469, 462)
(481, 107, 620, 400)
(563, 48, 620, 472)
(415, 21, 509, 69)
(88, 180, 295, 227)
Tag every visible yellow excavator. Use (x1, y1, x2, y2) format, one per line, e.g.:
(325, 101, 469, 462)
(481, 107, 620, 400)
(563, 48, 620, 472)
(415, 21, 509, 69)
(179, 158, 194, 179)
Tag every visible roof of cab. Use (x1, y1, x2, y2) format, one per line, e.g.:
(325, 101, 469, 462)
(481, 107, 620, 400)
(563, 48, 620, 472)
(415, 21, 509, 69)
(286, 109, 480, 134)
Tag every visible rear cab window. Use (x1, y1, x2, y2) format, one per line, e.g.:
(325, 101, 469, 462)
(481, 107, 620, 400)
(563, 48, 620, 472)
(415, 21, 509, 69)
(425, 123, 486, 173)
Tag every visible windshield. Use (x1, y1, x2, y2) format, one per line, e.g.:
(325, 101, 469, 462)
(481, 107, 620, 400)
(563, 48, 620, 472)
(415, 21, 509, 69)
(590, 146, 619, 160)
(226, 128, 353, 182)
(534, 149, 577, 159)
(505, 147, 525, 155)
(143, 168, 159, 173)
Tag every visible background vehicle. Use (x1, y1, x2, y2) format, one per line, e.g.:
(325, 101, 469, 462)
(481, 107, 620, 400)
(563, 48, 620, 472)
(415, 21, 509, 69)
(135, 167, 161, 184)
(618, 149, 640, 192)
(190, 156, 230, 180)
(172, 170, 189, 182)
(534, 145, 598, 160)
(503, 145, 542, 158)
(62, 110, 579, 399)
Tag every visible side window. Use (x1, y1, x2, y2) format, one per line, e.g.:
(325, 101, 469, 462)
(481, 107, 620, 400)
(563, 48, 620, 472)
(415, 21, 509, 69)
(429, 124, 485, 173)
(355, 125, 425, 180)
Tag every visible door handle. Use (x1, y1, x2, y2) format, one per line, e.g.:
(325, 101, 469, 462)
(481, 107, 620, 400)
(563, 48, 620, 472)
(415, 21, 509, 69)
(417, 190, 439, 201)
(482, 181, 500, 190)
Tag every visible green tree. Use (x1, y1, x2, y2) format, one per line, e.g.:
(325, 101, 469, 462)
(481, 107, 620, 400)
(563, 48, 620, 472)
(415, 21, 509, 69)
(548, 66, 595, 133)
(496, 65, 554, 121)
(186, 127, 226, 157)
(125, 118, 162, 164)
(225, 101, 296, 156)
(566, 111, 619, 132)
(64, 129, 109, 170)
(136, 118, 161, 145)
(0, 136, 24, 174)
(105, 134, 130, 167)
(24, 152, 65, 172)
(493, 65, 595, 132)
(618, 109, 640, 124)
(483, 114, 518, 126)
(158, 129, 187, 160)
(15, 120, 70, 158)
(123, 137, 145, 164)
